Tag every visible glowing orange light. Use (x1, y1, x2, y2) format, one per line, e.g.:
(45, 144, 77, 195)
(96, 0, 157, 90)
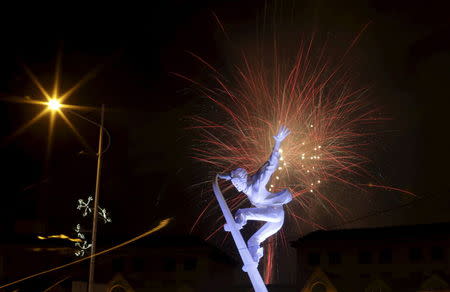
(37, 234, 82, 243)
(47, 98, 61, 110)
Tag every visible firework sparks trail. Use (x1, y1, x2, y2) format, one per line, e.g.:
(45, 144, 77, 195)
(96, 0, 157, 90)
(183, 28, 411, 283)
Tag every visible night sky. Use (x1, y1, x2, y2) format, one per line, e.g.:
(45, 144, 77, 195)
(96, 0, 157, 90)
(0, 0, 449, 282)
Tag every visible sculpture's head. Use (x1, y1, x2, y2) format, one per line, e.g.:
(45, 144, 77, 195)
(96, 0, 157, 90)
(231, 168, 249, 192)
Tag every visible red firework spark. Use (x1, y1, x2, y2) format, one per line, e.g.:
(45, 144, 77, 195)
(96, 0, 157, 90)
(181, 27, 410, 284)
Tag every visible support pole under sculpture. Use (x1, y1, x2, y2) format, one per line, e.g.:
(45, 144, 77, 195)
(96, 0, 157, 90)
(212, 174, 268, 292)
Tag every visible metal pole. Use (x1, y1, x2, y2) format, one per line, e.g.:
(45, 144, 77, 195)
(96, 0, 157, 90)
(88, 104, 104, 292)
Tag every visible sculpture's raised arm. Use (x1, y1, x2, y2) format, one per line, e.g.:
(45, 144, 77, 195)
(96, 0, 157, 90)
(257, 126, 291, 187)
(272, 125, 291, 151)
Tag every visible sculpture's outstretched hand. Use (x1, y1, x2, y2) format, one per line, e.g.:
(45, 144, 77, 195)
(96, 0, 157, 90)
(273, 125, 291, 142)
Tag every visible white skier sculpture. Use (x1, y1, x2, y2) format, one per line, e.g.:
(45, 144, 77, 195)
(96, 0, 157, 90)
(218, 125, 292, 266)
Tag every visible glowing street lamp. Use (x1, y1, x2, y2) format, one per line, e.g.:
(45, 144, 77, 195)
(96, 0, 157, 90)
(47, 98, 61, 110)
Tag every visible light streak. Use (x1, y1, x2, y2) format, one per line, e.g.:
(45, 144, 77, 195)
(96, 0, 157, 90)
(364, 183, 416, 197)
(0, 218, 172, 290)
(43, 276, 71, 292)
(37, 234, 82, 243)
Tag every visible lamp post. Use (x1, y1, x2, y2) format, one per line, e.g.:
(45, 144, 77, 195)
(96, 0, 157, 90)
(46, 100, 105, 292)
(88, 104, 104, 292)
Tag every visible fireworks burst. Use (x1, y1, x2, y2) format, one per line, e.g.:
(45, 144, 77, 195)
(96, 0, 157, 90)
(182, 26, 407, 283)
(188, 37, 376, 205)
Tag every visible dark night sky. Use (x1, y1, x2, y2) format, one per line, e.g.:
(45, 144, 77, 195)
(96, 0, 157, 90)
(0, 1, 449, 282)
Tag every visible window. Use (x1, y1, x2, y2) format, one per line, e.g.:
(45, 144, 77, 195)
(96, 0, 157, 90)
(163, 257, 176, 272)
(183, 258, 197, 271)
(358, 251, 372, 264)
(112, 258, 124, 272)
(379, 248, 392, 264)
(328, 252, 341, 265)
(431, 246, 444, 261)
(409, 247, 423, 262)
(308, 252, 320, 266)
(311, 282, 327, 292)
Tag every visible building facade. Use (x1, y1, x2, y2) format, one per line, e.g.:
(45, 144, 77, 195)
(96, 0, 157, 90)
(292, 222, 450, 292)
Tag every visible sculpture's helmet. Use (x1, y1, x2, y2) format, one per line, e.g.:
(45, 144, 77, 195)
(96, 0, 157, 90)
(231, 168, 248, 192)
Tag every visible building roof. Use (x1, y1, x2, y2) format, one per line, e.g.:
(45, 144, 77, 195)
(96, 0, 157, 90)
(292, 221, 450, 247)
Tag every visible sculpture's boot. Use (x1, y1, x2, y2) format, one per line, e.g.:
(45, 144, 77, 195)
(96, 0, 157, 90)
(248, 245, 264, 263)
(224, 211, 247, 231)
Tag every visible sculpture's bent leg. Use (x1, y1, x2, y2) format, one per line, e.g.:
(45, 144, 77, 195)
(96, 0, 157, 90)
(248, 219, 284, 263)
(224, 206, 285, 263)
(224, 207, 280, 231)
(239, 206, 284, 222)
(244, 207, 284, 263)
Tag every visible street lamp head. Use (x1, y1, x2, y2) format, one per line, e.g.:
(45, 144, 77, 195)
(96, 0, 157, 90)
(48, 98, 61, 110)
